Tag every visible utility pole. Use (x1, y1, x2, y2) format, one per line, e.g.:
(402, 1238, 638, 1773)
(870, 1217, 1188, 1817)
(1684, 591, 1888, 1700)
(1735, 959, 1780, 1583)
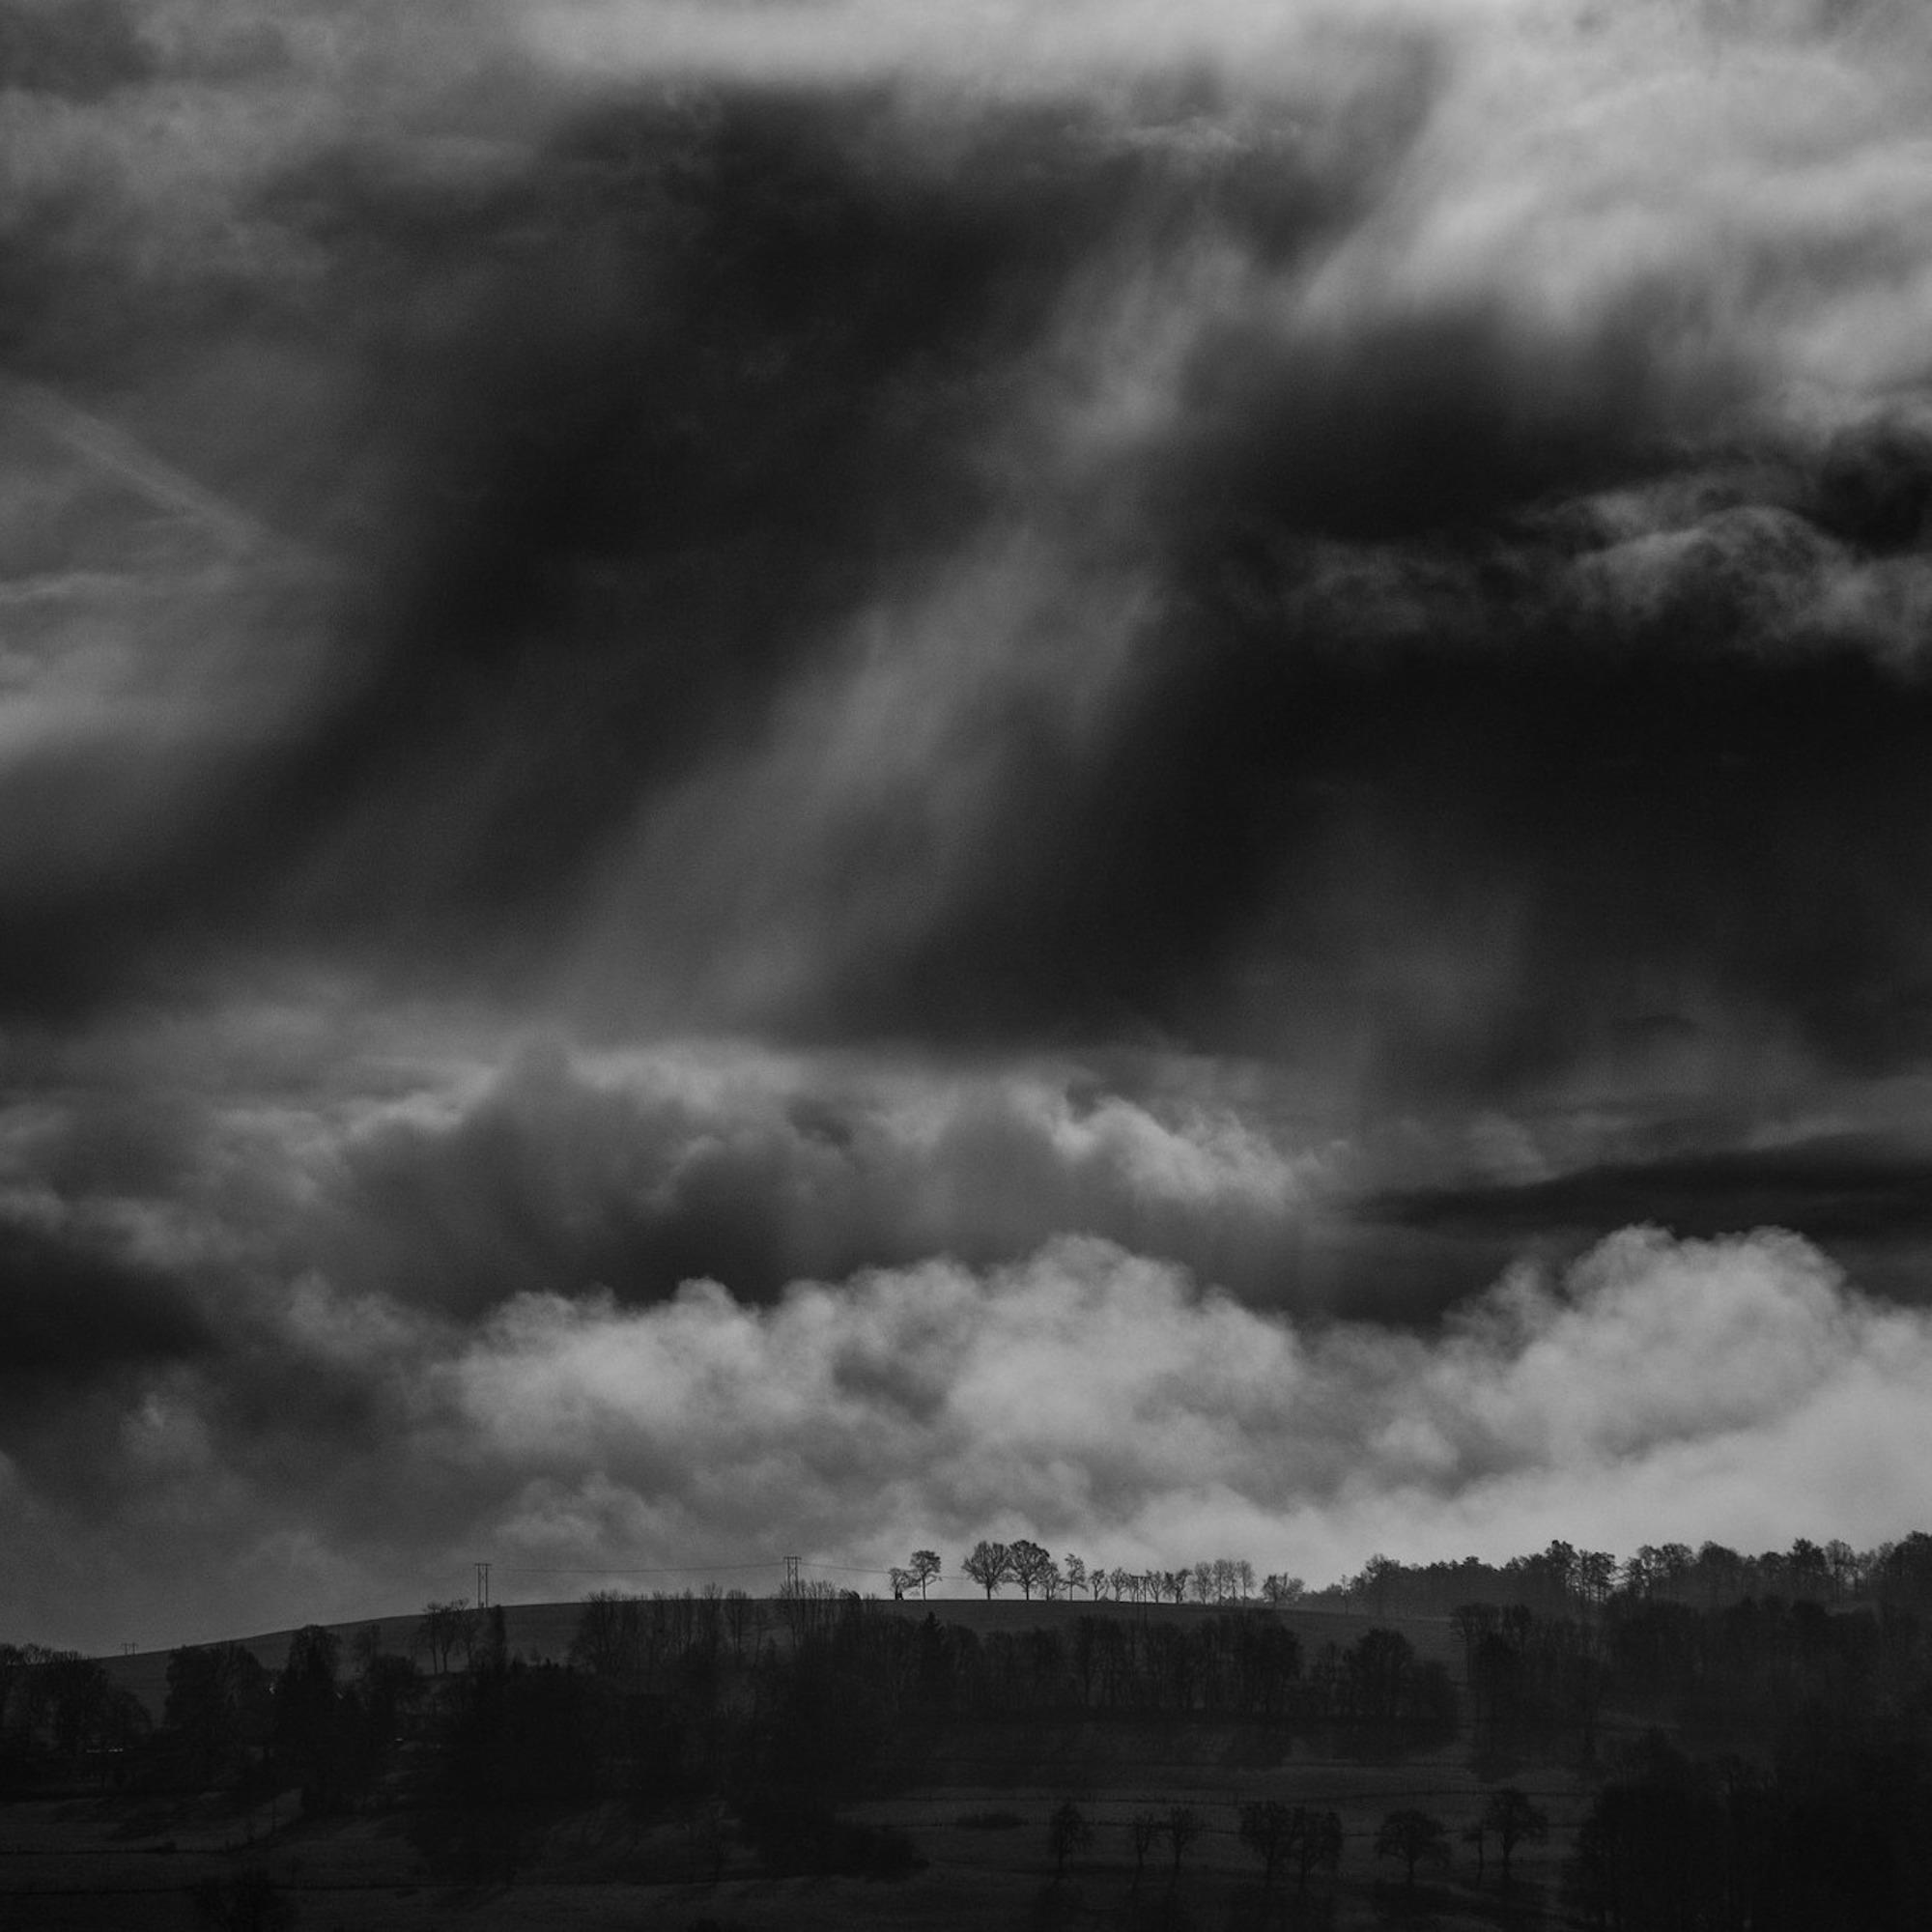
(474, 1561, 492, 1609)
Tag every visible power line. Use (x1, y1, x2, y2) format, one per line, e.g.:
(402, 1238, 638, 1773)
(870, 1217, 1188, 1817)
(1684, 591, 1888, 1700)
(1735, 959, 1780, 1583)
(497, 1558, 899, 1578)
(498, 1561, 781, 1577)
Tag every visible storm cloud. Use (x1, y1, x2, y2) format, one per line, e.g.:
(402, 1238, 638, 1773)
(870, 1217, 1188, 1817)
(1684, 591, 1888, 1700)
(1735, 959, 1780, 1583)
(8, 0, 1932, 1645)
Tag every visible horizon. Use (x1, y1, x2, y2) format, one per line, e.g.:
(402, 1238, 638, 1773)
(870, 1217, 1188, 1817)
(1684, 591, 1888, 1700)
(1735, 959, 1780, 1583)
(48, 1525, 1918, 1661)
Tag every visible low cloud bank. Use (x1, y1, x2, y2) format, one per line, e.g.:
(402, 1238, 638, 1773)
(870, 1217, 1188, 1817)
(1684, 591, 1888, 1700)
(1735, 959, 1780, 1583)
(9, 1217, 1932, 1650)
(450, 1223, 1932, 1584)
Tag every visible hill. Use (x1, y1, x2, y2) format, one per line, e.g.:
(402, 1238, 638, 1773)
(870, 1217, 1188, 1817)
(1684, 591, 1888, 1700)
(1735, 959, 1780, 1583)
(102, 1595, 1463, 1718)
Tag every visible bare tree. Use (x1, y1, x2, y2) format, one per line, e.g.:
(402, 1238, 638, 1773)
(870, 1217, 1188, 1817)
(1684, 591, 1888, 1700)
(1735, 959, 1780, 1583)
(414, 1600, 470, 1676)
(570, 1591, 644, 1679)
(1167, 1804, 1202, 1884)
(910, 1549, 942, 1599)
(1049, 1800, 1093, 1879)
(1463, 1819, 1488, 1884)
(1010, 1540, 1055, 1601)
(1238, 1799, 1294, 1893)
(723, 1588, 757, 1656)
(1483, 1787, 1548, 1879)
(963, 1540, 1015, 1599)
(1376, 1808, 1450, 1892)
(1289, 1806, 1343, 1897)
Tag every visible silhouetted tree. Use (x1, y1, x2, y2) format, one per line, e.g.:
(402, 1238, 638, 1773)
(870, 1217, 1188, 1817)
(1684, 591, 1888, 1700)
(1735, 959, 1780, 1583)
(1129, 1809, 1162, 1886)
(1288, 1806, 1344, 1897)
(910, 1549, 942, 1599)
(1168, 1804, 1202, 1883)
(724, 1588, 758, 1655)
(164, 1643, 269, 1790)
(1010, 1539, 1055, 1600)
(1376, 1808, 1450, 1892)
(1049, 1799, 1093, 1877)
(352, 1644, 422, 1760)
(570, 1591, 643, 1679)
(1452, 1603, 1500, 1684)
(1238, 1799, 1294, 1892)
(1361, 1553, 1402, 1616)
(415, 1600, 470, 1675)
(963, 1540, 1014, 1599)
(273, 1625, 344, 1813)
(1463, 1819, 1488, 1883)
(1484, 1786, 1548, 1879)
(413, 1656, 601, 1883)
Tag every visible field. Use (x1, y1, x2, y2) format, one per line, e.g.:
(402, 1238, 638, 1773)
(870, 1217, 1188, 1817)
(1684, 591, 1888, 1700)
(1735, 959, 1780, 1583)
(3, 1598, 1593, 1930)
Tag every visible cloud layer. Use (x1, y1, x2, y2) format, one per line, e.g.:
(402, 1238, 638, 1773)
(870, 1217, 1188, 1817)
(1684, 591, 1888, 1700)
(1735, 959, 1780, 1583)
(8, 0, 1932, 1645)
(10, 1212, 1932, 1650)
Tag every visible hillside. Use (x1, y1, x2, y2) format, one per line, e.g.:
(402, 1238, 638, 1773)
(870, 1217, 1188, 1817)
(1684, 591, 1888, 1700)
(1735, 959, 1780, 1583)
(101, 1595, 1464, 1719)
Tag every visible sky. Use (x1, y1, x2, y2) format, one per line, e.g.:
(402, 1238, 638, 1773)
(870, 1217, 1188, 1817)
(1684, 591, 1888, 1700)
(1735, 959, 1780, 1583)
(7, 0, 1932, 1650)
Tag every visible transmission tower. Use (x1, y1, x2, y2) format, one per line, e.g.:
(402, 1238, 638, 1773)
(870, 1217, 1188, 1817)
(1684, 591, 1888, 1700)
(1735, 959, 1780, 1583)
(474, 1561, 492, 1608)
(783, 1554, 801, 1593)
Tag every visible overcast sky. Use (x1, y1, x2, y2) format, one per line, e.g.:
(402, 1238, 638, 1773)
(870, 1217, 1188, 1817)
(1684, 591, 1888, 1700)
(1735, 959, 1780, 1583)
(8, 0, 1932, 1650)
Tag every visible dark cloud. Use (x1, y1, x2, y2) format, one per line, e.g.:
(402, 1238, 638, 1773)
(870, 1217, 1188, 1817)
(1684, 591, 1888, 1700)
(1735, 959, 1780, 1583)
(9, 40, 1932, 1095)
(227, 81, 1422, 976)
(827, 520, 1932, 1089)
(310, 1046, 1321, 1312)
(11, 1, 1932, 1647)
(1361, 1131, 1932, 1306)
(0, 1218, 211, 1394)
(1378, 1133, 1932, 1244)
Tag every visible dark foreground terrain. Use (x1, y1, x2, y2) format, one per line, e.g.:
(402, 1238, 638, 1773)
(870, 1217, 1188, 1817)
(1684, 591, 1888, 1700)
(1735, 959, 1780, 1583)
(8, 1564, 1932, 1930)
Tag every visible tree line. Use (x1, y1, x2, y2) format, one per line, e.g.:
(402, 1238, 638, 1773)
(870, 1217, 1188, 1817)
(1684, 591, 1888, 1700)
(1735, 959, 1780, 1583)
(1324, 1532, 1932, 1622)
(910, 1529, 1932, 1619)
(925, 1542, 1303, 1605)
